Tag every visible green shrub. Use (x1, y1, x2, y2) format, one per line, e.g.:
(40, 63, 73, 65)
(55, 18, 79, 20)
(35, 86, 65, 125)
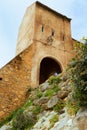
(53, 100, 64, 112)
(0, 115, 12, 128)
(12, 112, 25, 130)
(70, 38, 87, 107)
(23, 99, 33, 109)
(44, 89, 54, 97)
(12, 110, 36, 130)
(33, 106, 41, 115)
(36, 91, 43, 98)
(48, 76, 60, 95)
(52, 85, 60, 92)
(0, 108, 22, 128)
(49, 114, 59, 128)
(66, 94, 80, 115)
(50, 114, 59, 124)
(48, 76, 61, 85)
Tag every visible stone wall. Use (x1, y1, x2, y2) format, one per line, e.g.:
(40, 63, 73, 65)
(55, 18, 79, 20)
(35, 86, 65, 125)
(0, 2, 76, 121)
(16, 3, 35, 55)
(35, 3, 72, 46)
(31, 41, 75, 86)
(0, 44, 35, 120)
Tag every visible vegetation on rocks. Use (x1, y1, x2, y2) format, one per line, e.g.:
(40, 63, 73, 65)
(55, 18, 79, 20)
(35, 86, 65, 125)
(12, 110, 36, 130)
(0, 75, 66, 129)
(0, 39, 87, 130)
(69, 38, 87, 107)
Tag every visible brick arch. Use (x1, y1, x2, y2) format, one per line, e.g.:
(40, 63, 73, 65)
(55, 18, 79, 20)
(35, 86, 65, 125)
(39, 57, 62, 84)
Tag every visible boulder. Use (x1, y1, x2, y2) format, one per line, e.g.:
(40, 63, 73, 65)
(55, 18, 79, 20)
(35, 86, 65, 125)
(57, 90, 68, 99)
(47, 95, 58, 108)
(38, 97, 49, 105)
(41, 82, 50, 92)
(0, 125, 11, 130)
(72, 108, 87, 130)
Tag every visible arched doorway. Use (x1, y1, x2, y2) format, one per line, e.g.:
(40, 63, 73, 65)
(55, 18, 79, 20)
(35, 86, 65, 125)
(39, 57, 62, 84)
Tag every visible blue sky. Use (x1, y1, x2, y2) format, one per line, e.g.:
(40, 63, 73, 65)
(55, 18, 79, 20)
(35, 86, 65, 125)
(0, 0, 87, 68)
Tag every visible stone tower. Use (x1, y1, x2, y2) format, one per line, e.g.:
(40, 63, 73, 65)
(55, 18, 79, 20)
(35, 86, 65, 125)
(16, 1, 74, 86)
(0, 1, 75, 120)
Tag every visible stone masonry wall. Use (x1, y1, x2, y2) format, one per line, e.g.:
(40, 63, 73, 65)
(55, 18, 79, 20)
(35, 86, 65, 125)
(35, 3, 72, 50)
(16, 3, 35, 55)
(0, 2, 76, 121)
(0, 44, 35, 120)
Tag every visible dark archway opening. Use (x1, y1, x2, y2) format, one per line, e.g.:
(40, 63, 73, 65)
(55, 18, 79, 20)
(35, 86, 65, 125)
(39, 57, 62, 84)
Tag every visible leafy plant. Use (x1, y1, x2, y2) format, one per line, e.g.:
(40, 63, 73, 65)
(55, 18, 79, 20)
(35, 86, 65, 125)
(33, 106, 42, 115)
(50, 114, 59, 124)
(12, 110, 37, 130)
(53, 100, 64, 112)
(23, 99, 33, 109)
(66, 94, 80, 115)
(52, 85, 60, 92)
(36, 91, 43, 98)
(70, 38, 87, 107)
(49, 114, 59, 128)
(0, 108, 23, 128)
(44, 89, 54, 97)
(48, 76, 61, 85)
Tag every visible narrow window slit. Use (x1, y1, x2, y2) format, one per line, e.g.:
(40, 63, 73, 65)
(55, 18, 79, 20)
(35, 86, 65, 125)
(42, 25, 44, 32)
(0, 78, 2, 80)
(63, 34, 65, 41)
(52, 30, 54, 36)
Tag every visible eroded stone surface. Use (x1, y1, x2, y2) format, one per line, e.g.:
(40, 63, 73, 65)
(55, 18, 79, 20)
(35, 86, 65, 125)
(47, 95, 58, 108)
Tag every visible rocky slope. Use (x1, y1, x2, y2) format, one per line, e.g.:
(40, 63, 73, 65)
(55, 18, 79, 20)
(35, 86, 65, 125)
(0, 70, 87, 130)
